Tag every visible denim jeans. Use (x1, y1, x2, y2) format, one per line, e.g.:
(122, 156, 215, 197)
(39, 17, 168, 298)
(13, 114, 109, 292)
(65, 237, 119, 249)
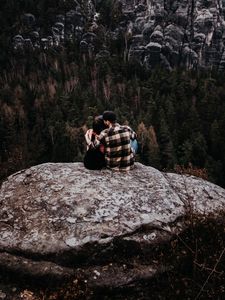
(130, 139, 138, 154)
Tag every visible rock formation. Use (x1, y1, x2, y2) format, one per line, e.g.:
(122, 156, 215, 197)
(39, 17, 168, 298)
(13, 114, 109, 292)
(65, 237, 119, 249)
(10, 0, 225, 70)
(0, 162, 225, 298)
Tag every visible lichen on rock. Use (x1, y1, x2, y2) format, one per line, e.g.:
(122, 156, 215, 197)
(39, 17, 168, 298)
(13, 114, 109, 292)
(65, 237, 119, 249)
(0, 162, 225, 298)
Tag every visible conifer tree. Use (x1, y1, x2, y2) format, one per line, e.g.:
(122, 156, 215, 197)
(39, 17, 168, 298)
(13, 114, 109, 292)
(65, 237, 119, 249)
(191, 132, 207, 167)
(158, 109, 175, 169)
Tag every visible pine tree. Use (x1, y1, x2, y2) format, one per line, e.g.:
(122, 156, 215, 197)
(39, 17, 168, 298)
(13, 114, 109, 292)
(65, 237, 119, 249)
(209, 120, 221, 160)
(191, 132, 208, 167)
(158, 109, 175, 169)
(178, 139, 193, 166)
(137, 122, 160, 168)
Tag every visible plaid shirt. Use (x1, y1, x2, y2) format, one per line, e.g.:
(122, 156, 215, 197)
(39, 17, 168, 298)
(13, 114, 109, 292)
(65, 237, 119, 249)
(98, 123, 136, 171)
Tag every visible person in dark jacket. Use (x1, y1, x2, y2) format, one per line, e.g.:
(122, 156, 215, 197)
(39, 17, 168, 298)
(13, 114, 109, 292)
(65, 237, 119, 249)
(84, 115, 107, 170)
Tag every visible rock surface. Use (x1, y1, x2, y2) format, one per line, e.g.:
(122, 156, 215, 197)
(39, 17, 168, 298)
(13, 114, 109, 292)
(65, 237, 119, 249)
(0, 162, 225, 296)
(10, 0, 225, 70)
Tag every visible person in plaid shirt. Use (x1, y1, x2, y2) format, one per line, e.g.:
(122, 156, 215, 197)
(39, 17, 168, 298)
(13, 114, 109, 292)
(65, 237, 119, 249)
(97, 111, 137, 171)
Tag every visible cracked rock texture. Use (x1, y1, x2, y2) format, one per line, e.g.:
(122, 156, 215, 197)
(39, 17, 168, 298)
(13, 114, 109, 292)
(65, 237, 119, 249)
(11, 0, 225, 70)
(0, 162, 225, 294)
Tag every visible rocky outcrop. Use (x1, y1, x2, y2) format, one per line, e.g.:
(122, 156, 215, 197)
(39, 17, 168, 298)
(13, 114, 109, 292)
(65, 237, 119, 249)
(11, 0, 225, 70)
(0, 162, 225, 298)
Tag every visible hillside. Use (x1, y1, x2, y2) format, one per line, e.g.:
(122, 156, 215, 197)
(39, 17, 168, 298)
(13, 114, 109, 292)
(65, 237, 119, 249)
(1, 0, 225, 187)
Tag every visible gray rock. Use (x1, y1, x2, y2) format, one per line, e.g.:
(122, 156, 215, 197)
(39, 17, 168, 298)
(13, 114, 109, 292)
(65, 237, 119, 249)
(54, 22, 64, 33)
(165, 24, 184, 44)
(82, 32, 97, 43)
(10, 0, 225, 70)
(95, 50, 111, 60)
(135, 4, 146, 14)
(40, 38, 49, 49)
(160, 53, 172, 70)
(80, 40, 89, 52)
(24, 38, 33, 50)
(0, 252, 73, 280)
(13, 35, 24, 43)
(175, 5, 189, 26)
(146, 41, 162, 52)
(55, 14, 65, 23)
(66, 10, 86, 27)
(154, 7, 165, 23)
(1, 162, 225, 286)
(130, 34, 144, 48)
(74, 26, 84, 39)
(66, 9, 76, 23)
(142, 22, 155, 42)
(29, 31, 40, 42)
(51, 26, 60, 36)
(194, 9, 214, 33)
(134, 16, 147, 33)
(164, 35, 179, 51)
(150, 29, 164, 44)
(47, 35, 54, 47)
(12, 35, 24, 50)
(128, 47, 145, 63)
(219, 49, 225, 70)
(122, 10, 136, 22)
(21, 13, 36, 27)
(193, 33, 206, 49)
(182, 46, 199, 68)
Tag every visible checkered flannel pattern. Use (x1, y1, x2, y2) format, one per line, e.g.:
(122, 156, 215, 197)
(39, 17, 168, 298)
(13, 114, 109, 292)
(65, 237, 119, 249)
(98, 123, 136, 171)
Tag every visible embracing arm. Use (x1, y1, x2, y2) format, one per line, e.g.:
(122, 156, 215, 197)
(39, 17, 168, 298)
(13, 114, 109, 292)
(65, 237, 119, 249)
(97, 130, 107, 146)
(85, 129, 93, 147)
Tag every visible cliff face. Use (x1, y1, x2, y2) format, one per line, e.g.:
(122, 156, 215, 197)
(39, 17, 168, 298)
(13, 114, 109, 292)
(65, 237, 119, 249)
(0, 162, 225, 298)
(11, 0, 225, 70)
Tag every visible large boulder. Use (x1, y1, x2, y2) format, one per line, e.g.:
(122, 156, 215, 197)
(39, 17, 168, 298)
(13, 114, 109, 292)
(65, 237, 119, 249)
(1, 163, 184, 259)
(1, 162, 225, 297)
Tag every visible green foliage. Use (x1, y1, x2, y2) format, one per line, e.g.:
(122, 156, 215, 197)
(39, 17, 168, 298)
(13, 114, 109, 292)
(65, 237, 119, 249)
(1, 2, 225, 188)
(1, 49, 225, 188)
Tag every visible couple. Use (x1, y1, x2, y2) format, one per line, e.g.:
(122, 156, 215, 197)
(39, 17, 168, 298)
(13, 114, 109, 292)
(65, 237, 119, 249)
(84, 111, 138, 171)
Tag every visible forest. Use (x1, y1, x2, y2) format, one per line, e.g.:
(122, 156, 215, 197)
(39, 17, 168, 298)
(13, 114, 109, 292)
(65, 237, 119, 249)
(1, 2, 225, 299)
(0, 0, 225, 188)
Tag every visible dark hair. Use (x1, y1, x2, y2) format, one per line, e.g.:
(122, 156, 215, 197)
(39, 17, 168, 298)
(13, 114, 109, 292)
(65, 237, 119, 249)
(92, 115, 107, 134)
(103, 111, 116, 123)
